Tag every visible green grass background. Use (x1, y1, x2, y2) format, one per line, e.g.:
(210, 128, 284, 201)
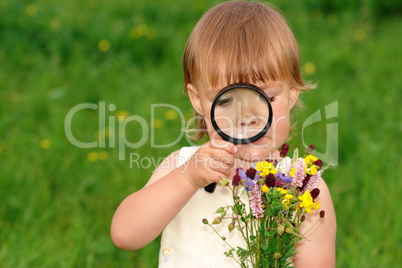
(0, 0, 401, 267)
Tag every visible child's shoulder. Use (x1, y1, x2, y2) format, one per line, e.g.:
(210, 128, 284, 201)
(316, 176, 333, 200)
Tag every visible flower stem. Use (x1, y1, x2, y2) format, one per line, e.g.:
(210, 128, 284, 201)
(207, 224, 243, 267)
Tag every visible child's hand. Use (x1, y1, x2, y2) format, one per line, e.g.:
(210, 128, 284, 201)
(182, 141, 238, 189)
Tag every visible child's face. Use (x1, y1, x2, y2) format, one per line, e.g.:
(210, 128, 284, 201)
(187, 79, 299, 163)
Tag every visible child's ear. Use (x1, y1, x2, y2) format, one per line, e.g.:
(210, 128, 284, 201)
(186, 83, 204, 116)
(289, 87, 300, 110)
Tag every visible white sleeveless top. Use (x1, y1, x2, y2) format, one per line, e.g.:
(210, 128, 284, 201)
(158, 146, 248, 268)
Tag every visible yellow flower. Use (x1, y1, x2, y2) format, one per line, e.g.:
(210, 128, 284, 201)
(282, 194, 293, 208)
(309, 165, 318, 175)
(255, 161, 277, 177)
(276, 188, 287, 195)
(285, 194, 293, 200)
(40, 139, 51, 149)
(354, 29, 366, 41)
(25, 4, 38, 16)
(304, 62, 316, 76)
(261, 184, 269, 193)
(304, 154, 318, 165)
(116, 111, 129, 121)
(87, 152, 98, 162)
(130, 24, 148, 39)
(50, 17, 61, 30)
(164, 109, 178, 120)
(98, 39, 110, 52)
(289, 167, 296, 178)
(98, 151, 109, 161)
(153, 118, 164, 128)
(298, 190, 320, 214)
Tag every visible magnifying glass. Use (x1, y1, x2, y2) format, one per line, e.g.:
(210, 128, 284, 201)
(204, 83, 273, 193)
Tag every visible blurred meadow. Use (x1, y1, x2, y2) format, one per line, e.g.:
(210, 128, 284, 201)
(0, 0, 401, 267)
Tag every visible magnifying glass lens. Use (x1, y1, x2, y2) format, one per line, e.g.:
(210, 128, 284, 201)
(211, 85, 272, 144)
(206, 83, 273, 193)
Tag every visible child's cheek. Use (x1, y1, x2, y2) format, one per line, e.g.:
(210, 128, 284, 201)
(270, 107, 291, 146)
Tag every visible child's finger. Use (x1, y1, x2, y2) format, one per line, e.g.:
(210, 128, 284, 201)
(208, 138, 238, 154)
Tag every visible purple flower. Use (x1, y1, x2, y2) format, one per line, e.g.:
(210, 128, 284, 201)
(276, 171, 292, 183)
(239, 168, 255, 191)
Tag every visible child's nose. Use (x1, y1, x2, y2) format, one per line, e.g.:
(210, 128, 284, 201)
(239, 115, 260, 127)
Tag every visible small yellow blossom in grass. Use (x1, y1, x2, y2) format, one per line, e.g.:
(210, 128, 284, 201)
(164, 109, 178, 120)
(255, 161, 277, 177)
(98, 151, 109, 161)
(98, 39, 110, 52)
(87, 152, 98, 162)
(116, 111, 129, 121)
(304, 62, 316, 76)
(25, 4, 38, 16)
(129, 28, 140, 39)
(153, 118, 164, 128)
(50, 17, 61, 30)
(40, 139, 51, 149)
(298, 190, 321, 214)
(261, 184, 269, 193)
(354, 29, 366, 41)
(289, 167, 296, 178)
(103, 127, 113, 137)
(130, 24, 147, 39)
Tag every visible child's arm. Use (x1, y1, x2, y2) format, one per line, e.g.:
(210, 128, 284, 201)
(110, 142, 238, 250)
(294, 178, 337, 268)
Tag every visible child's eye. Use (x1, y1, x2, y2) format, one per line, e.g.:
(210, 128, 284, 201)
(216, 97, 233, 107)
(268, 96, 275, 102)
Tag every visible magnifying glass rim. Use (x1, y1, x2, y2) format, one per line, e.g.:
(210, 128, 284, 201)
(210, 82, 273, 144)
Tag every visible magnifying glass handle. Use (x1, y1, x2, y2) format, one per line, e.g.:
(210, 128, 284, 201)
(204, 182, 217, 193)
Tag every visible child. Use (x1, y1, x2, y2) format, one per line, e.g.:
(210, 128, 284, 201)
(111, 1, 336, 267)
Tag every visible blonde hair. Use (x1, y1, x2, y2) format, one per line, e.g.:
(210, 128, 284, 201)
(183, 1, 315, 140)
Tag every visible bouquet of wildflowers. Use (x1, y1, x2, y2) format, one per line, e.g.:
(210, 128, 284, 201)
(202, 144, 326, 268)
